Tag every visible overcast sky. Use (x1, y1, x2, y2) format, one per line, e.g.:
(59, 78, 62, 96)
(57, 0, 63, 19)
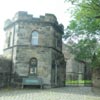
(0, 0, 71, 54)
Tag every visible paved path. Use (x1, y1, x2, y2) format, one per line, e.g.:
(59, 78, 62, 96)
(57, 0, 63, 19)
(0, 87, 100, 100)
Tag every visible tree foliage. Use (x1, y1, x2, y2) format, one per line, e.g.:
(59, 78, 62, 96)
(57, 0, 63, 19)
(64, 0, 100, 68)
(65, 0, 100, 37)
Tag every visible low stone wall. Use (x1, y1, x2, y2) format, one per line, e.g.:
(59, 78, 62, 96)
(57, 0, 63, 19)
(0, 56, 11, 88)
(92, 68, 100, 88)
(0, 73, 10, 88)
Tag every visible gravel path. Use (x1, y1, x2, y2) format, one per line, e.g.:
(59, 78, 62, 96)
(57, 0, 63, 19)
(0, 87, 100, 100)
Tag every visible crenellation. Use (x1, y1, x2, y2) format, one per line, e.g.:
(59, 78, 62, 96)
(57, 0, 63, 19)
(13, 11, 29, 21)
(44, 13, 58, 24)
(4, 19, 12, 29)
(4, 11, 61, 31)
(40, 15, 45, 21)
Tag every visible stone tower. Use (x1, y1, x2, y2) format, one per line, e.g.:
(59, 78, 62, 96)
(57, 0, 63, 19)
(4, 11, 66, 88)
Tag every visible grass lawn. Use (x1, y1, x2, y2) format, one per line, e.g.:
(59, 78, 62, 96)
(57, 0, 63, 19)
(66, 80, 92, 84)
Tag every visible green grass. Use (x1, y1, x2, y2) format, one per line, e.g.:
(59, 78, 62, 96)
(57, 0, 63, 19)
(66, 80, 92, 84)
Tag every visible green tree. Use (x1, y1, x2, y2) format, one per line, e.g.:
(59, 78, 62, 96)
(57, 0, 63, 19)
(64, 0, 100, 68)
(64, 0, 100, 37)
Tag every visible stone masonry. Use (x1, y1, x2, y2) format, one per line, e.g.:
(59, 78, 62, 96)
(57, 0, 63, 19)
(3, 11, 66, 88)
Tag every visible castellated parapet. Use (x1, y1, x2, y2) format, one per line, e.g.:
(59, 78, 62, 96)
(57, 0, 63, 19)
(3, 11, 66, 88)
(4, 11, 63, 32)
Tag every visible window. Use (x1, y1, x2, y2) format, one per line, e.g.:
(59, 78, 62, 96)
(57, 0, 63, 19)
(56, 37, 61, 48)
(29, 58, 37, 75)
(31, 31, 38, 45)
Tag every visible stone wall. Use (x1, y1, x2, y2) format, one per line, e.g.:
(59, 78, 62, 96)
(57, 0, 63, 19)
(92, 68, 100, 88)
(63, 44, 84, 79)
(14, 46, 52, 85)
(51, 49, 66, 87)
(0, 56, 11, 87)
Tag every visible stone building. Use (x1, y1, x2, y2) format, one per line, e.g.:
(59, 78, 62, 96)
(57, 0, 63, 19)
(63, 44, 84, 80)
(3, 11, 66, 88)
(63, 44, 91, 85)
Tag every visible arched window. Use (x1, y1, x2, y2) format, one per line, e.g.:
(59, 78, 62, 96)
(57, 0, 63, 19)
(29, 58, 37, 75)
(31, 31, 38, 45)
